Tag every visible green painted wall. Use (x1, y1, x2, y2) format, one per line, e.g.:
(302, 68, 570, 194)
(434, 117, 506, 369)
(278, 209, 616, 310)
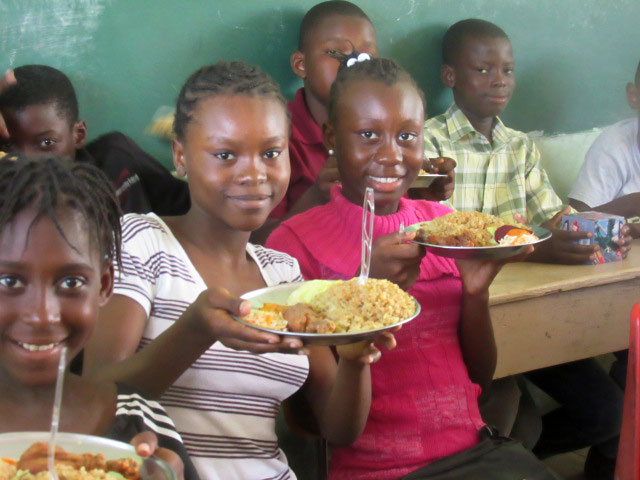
(1, 0, 638, 168)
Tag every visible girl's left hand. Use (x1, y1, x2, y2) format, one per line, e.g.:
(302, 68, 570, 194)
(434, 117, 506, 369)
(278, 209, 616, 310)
(130, 431, 185, 480)
(456, 246, 534, 297)
(336, 330, 398, 365)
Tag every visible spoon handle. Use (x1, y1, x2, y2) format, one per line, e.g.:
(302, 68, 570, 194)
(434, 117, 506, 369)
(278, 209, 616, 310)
(48, 346, 67, 480)
(358, 187, 375, 285)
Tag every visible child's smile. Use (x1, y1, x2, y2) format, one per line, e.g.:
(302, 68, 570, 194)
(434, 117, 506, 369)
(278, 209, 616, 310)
(327, 79, 424, 215)
(445, 35, 515, 123)
(0, 208, 111, 386)
(174, 95, 290, 232)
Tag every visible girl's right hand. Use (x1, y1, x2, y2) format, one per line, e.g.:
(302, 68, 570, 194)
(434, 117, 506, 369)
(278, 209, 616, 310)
(184, 287, 306, 354)
(369, 231, 425, 291)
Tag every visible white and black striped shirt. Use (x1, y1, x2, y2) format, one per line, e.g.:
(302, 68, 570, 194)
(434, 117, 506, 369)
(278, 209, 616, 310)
(114, 214, 309, 480)
(109, 383, 199, 480)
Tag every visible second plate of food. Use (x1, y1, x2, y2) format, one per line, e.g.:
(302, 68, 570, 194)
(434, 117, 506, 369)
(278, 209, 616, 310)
(0, 431, 176, 480)
(404, 211, 552, 259)
(236, 279, 421, 346)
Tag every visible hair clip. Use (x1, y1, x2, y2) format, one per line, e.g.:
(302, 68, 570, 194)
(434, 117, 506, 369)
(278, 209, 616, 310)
(345, 52, 371, 68)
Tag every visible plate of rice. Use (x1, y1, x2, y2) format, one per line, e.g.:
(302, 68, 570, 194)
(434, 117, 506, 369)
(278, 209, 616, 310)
(0, 432, 175, 480)
(236, 279, 420, 346)
(405, 211, 551, 259)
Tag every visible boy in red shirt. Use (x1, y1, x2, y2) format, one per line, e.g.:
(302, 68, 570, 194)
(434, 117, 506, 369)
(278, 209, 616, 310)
(255, 1, 454, 243)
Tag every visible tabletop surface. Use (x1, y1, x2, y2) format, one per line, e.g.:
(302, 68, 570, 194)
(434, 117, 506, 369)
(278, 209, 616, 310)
(489, 239, 640, 305)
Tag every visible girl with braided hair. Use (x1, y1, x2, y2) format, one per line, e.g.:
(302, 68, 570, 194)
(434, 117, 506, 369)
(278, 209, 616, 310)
(0, 155, 194, 479)
(84, 61, 396, 479)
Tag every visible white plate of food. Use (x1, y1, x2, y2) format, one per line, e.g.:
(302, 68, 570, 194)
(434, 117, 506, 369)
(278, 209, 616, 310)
(236, 279, 420, 346)
(410, 173, 447, 189)
(0, 432, 175, 479)
(404, 211, 552, 259)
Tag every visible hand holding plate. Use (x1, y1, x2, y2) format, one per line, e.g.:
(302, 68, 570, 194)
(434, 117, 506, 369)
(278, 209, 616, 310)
(336, 330, 399, 365)
(131, 431, 184, 480)
(185, 286, 305, 354)
(456, 245, 534, 297)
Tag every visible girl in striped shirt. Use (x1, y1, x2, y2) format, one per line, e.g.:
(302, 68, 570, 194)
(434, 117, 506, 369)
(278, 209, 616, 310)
(84, 61, 396, 480)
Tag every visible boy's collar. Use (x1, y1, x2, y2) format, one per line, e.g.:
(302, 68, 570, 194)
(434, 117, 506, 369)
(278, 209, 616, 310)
(291, 88, 324, 146)
(446, 103, 510, 145)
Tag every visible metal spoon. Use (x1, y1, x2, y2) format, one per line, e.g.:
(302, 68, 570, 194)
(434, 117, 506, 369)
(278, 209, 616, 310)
(358, 187, 375, 285)
(47, 346, 67, 480)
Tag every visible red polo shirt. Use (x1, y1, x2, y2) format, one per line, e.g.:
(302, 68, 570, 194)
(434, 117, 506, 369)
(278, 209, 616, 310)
(270, 88, 329, 218)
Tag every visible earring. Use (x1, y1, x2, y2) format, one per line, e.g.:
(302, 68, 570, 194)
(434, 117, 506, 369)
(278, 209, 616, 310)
(328, 149, 335, 156)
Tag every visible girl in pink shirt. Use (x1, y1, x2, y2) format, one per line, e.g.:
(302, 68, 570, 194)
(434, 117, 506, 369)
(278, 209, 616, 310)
(267, 58, 557, 480)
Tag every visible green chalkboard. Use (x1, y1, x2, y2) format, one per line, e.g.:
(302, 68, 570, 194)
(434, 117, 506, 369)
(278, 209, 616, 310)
(1, 0, 638, 168)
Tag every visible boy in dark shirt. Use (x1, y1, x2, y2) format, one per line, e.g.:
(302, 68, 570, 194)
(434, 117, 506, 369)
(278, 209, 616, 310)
(0, 65, 189, 215)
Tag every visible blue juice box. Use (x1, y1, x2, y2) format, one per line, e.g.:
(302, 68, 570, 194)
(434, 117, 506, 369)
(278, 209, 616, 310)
(561, 212, 625, 264)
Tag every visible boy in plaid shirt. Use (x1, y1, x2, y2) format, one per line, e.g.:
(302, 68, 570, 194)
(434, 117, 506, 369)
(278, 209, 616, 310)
(423, 19, 632, 264)
(424, 19, 630, 480)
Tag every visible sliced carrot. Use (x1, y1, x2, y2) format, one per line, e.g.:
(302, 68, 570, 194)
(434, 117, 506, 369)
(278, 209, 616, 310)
(1, 457, 16, 465)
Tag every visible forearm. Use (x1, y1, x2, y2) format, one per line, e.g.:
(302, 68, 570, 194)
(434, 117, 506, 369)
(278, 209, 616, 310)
(88, 315, 213, 399)
(316, 359, 371, 446)
(459, 291, 497, 394)
(582, 193, 640, 218)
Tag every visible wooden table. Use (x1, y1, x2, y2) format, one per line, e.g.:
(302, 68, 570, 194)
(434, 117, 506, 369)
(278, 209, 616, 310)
(490, 239, 640, 378)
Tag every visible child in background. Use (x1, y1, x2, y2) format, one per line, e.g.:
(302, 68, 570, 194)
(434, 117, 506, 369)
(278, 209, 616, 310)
(423, 19, 626, 479)
(84, 61, 396, 480)
(272, 0, 377, 221)
(423, 19, 634, 264)
(267, 57, 558, 480)
(0, 65, 190, 216)
(255, 1, 454, 243)
(569, 60, 640, 239)
(0, 155, 194, 479)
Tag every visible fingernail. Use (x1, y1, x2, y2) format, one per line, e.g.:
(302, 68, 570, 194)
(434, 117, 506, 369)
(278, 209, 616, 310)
(137, 443, 151, 456)
(298, 348, 310, 355)
(239, 300, 251, 313)
(268, 337, 279, 344)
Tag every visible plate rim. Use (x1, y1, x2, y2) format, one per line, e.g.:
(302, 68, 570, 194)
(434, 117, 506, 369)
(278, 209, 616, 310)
(237, 281, 421, 340)
(404, 222, 552, 251)
(0, 431, 176, 479)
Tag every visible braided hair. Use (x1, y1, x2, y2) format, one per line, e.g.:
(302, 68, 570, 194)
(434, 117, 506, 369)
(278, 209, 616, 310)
(327, 57, 425, 124)
(0, 155, 121, 267)
(173, 61, 288, 141)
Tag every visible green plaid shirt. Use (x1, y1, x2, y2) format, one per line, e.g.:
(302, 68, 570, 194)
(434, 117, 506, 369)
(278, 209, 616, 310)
(424, 103, 564, 225)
